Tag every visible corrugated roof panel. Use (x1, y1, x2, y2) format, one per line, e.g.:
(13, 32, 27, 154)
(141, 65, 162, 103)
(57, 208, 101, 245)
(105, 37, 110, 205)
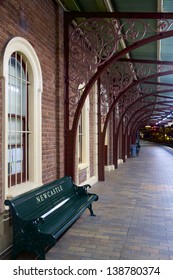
(59, 0, 107, 11)
(163, 0, 173, 12)
(160, 1, 173, 90)
(160, 1, 173, 85)
(59, 0, 158, 12)
(111, 0, 157, 12)
(59, 0, 81, 11)
(160, 74, 173, 85)
(131, 41, 157, 61)
(77, 0, 107, 11)
(161, 37, 173, 61)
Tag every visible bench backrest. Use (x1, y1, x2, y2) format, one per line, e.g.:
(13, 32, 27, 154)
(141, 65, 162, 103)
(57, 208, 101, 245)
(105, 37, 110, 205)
(5, 176, 76, 220)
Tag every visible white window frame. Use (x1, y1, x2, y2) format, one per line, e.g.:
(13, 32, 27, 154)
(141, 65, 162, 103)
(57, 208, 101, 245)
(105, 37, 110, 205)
(3, 37, 43, 198)
(78, 95, 90, 170)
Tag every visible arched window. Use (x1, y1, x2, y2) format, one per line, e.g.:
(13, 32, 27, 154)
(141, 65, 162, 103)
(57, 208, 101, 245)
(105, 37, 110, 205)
(78, 100, 89, 165)
(3, 37, 42, 198)
(8, 52, 29, 187)
(77, 90, 89, 169)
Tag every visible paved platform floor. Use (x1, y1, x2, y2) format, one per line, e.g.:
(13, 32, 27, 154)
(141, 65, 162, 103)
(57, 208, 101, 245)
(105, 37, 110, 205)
(5, 141, 173, 260)
(46, 141, 173, 260)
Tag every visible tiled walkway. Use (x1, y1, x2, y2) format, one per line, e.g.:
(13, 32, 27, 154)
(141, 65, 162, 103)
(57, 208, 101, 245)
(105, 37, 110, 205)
(5, 141, 173, 260)
(46, 141, 173, 260)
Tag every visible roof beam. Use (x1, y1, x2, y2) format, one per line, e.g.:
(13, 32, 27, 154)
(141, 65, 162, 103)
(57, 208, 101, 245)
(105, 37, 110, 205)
(118, 58, 173, 65)
(65, 11, 173, 20)
(142, 81, 173, 87)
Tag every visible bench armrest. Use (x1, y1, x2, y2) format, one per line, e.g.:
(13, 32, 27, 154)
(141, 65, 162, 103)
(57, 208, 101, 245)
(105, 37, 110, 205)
(21, 217, 44, 230)
(73, 183, 91, 195)
(30, 217, 44, 226)
(4, 200, 44, 226)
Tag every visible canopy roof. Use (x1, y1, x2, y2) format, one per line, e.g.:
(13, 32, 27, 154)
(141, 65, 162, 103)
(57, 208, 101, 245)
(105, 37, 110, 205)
(58, 0, 173, 127)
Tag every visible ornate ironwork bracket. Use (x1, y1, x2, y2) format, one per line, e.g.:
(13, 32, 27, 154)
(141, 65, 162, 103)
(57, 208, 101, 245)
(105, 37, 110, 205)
(64, 11, 173, 180)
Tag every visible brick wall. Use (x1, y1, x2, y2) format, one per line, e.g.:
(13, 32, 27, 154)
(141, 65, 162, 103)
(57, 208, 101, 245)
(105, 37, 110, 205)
(79, 168, 87, 185)
(55, 6, 65, 179)
(0, 0, 66, 253)
(0, 0, 65, 189)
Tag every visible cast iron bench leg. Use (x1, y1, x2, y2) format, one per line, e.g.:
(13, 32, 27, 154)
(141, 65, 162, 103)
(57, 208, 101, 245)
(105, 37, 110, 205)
(88, 204, 96, 216)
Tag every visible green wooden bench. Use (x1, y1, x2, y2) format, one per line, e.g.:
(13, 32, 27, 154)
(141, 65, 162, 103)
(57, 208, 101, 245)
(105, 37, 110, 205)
(4, 176, 99, 260)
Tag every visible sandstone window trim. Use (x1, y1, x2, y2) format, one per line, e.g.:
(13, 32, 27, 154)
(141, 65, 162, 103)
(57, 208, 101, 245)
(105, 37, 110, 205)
(78, 92, 90, 168)
(3, 37, 43, 199)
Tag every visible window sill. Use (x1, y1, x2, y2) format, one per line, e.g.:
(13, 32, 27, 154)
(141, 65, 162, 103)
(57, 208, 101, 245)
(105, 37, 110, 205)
(78, 163, 89, 170)
(7, 181, 42, 199)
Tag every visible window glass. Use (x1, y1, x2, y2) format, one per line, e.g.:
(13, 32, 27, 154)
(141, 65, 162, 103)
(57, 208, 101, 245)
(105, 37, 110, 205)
(8, 52, 29, 187)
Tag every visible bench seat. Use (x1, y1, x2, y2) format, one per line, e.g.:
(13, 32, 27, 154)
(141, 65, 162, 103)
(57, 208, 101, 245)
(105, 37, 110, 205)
(4, 176, 99, 259)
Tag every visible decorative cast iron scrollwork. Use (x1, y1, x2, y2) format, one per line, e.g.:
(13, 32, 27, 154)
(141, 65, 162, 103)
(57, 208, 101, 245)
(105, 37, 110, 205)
(68, 17, 173, 125)
(70, 18, 119, 69)
(70, 18, 173, 71)
(134, 63, 173, 79)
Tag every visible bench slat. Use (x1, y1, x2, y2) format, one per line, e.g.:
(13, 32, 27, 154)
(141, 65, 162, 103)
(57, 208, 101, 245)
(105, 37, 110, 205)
(41, 198, 70, 219)
(38, 194, 97, 233)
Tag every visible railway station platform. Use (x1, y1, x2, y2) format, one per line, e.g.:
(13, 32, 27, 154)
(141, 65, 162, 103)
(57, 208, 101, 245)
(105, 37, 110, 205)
(46, 141, 173, 260)
(4, 141, 173, 260)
